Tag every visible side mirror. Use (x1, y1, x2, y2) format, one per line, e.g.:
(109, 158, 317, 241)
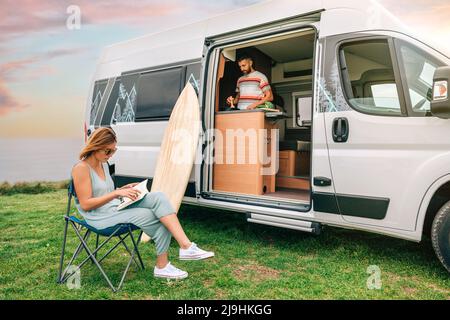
(431, 66, 450, 119)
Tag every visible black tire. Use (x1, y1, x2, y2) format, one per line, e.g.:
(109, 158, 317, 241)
(431, 200, 450, 273)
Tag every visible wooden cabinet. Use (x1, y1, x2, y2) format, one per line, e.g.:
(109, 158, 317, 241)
(276, 150, 310, 190)
(213, 110, 277, 195)
(278, 150, 297, 176)
(277, 150, 310, 176)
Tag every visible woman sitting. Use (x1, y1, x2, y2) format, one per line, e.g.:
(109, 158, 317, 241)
(72, 127, 214, 280)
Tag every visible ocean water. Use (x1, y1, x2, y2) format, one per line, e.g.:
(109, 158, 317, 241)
(0, 138, 84, 183)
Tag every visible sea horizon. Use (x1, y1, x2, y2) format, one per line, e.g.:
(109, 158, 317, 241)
(0, 137, 85, 184)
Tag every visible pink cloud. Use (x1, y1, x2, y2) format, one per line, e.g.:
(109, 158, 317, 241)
(0, 56, 41, 115)
(0, 0, 183, 40)
(79, 2, 182, 24)
(0, 57, 38, 81)
(397, 3, 450, 27)
(0, 47, 87, 115)
(0, 79, 28, 116)
(0, 47, 87, 81)
(380, 1, 450, 56)
(0, 0, 64, 38)
(378, 0, 450, 31)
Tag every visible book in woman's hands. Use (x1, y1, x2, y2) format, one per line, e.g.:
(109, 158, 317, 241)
(117, 179, 149, 210)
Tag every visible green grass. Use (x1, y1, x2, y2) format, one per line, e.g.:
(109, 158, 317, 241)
(0, 190, 449, 300)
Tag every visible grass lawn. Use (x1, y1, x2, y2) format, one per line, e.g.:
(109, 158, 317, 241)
(0, 190, 449, 300)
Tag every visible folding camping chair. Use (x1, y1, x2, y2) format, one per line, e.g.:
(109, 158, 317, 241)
(57, 180, 145, 292)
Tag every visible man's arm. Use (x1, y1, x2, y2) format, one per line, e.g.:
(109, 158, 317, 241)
(260, 89, 273, 104)
(246, 89, 273, 110)
(227, 93, 240, 107)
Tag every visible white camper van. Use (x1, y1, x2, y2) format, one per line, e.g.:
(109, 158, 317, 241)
(85, 0, 450, 273)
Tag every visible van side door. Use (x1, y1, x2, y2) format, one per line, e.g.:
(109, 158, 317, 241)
(320, 33, 449, 231)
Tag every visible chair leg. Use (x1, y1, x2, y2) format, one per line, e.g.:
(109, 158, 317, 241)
(97, 233, 130, 264)
(117, 246, 135, 291)
(60, 227, 91, 282)
(116, 228, 145, 290)
(93, 234, 99, 263)
(72, 228, 91, 263)
(118, 234, 142, 270)
(71, 223, 117, 292)
(59, 223, 145, 292)
(57, 218, 70, 283)
(62, 225, 122, 282)
(129, 229, 145, 270)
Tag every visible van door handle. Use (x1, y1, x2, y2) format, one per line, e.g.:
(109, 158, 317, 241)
(313, 177, 332, 187)
(332, 117, 349, 143)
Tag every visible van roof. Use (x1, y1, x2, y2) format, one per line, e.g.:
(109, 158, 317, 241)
(94, 0, 439, 79)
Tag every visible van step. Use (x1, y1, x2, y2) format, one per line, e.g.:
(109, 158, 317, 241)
(247, 213, 321, 235)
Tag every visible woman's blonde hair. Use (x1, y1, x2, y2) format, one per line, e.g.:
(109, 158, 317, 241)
(79, 127, 117, 160)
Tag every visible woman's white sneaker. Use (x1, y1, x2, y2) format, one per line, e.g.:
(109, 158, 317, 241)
(179, 242, 215, 260)
(154, 262, 188, 279)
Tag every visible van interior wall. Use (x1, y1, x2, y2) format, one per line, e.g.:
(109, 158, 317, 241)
(218, 61, 240, 110)
(274, 81, 313, 140)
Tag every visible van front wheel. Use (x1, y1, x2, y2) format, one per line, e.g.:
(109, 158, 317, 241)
(431, 200, 450, 273)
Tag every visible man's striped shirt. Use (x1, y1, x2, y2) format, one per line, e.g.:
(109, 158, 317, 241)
(236, 71, 271, 110)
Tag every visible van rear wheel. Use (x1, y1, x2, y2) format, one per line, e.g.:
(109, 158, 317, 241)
(431, 200, 450, 273)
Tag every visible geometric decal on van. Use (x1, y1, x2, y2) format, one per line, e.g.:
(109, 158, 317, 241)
(318, 58, 352, 113)
(317, 77, 337, 113)
(113, 83, 137, 123)
(90, 90, 103, 125)
(187, 73, 199, 96)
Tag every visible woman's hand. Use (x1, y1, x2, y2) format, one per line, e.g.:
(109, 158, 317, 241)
(114, 188, 141, 201)
(120, 182, 139, 189)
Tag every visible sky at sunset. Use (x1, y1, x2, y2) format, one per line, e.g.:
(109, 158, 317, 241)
(1, 0, 449, 138)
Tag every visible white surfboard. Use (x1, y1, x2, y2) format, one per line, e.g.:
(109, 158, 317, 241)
(141, 83, 200, 243)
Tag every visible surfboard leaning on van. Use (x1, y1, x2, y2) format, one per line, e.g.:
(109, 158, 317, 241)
(84, 0, 450, 273)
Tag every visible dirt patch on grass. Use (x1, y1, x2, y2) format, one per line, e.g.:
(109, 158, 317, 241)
(232, 261, 280, 283)
(426, 283, 450, 298)
(402, 287, 417, 295)
(383, 273, 450, 298)
(214, 288, 227, 299)
(411, 275, 450, 297)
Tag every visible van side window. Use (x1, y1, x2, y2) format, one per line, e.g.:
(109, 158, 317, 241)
(397, 41, 443, 116)
(136, 67, 184, 121)
(339, 39, 402, 116)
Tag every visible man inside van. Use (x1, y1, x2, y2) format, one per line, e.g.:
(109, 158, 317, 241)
(226, 55, 274, 110)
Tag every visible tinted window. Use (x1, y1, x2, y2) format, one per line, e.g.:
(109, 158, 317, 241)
(136, 67, 184, 120)
(339, 39, 402, 116)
